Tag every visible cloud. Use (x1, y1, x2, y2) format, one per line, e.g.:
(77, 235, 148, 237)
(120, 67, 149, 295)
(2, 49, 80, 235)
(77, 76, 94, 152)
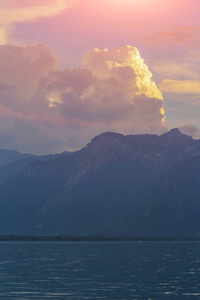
(0, 43, 58, 107)
(48, 45, 165, 129)
(142, 27, 200, 48)
(0, 0, 75, 44)
(152, 61, 200, 81)
(179, 124, 200, 139)
(151, 48, 200, 84)
(0, 44, 166, 154)
(0, 0, 73, 23)
(82, 46, 163, 100)
(159, 79, 200, 95)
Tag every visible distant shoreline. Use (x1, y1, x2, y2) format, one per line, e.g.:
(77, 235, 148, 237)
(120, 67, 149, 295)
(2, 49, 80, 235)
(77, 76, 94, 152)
(1, 236, 200, 242)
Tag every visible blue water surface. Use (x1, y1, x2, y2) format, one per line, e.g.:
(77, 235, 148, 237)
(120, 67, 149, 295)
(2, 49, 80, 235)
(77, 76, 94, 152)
(0, 241, 200, 299)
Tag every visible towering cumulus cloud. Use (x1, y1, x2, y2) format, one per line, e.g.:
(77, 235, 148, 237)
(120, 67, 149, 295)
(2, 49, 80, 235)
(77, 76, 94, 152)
(0, 44, 166, 154)
(83, 46, 163, 100)
(81, 46, 165, 126)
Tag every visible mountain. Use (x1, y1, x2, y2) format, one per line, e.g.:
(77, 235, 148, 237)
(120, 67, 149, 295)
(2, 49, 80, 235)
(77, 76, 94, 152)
(133, 155, 200, 237)
(0, 149, 33, 167)
(0, 150, 78, 185)
(1, 129, 200, 236)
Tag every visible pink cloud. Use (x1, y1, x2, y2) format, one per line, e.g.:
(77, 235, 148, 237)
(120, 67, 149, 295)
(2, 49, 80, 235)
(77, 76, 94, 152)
(179, 124, 200, 139)
(0, 0, 75, 44)
(7, 0, 200, 71)
(0, 0, 59, 8)
(0, 43, 166, 154)
(142, 27, 200, 48)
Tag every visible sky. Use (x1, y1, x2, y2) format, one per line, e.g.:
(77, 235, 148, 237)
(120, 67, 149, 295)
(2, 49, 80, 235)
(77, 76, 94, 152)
(0, 0, 200, 154)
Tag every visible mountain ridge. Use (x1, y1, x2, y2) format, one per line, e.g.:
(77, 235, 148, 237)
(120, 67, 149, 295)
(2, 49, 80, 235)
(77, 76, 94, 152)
(1, 128, 200, 236)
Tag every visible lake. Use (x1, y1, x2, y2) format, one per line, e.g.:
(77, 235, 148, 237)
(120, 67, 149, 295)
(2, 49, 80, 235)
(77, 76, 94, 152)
(0, 241, 200, 299)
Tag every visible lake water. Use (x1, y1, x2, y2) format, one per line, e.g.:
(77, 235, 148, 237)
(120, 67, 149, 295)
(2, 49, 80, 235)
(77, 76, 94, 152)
(0, 241, 200, 299)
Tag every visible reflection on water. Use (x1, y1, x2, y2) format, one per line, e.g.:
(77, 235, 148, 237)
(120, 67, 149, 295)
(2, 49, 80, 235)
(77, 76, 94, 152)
(0, 241, 200, 299)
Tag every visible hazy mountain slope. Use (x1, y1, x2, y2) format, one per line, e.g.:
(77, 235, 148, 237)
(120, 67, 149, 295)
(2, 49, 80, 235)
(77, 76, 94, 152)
(0, 157, 37, 185)
(1, 129, 200, 235)
(31, 161, 164, 236)
(0, 149, 33, 167)
(0, 156, 75, 234)
(133, 155, 200, 237)
(0, 151, 78, 185)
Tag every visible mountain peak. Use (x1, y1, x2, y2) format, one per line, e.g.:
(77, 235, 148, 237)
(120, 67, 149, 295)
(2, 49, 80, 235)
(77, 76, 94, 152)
(2, 129, 200, 236)
(163, 128, 181, 136)
(161, 128, 192, 141)
(90, 132, 124, 144)
(169, 128, 181, 134)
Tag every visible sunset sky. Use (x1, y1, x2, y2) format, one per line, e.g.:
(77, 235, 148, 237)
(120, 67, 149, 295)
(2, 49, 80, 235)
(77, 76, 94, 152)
(0, 0, 200, 154)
